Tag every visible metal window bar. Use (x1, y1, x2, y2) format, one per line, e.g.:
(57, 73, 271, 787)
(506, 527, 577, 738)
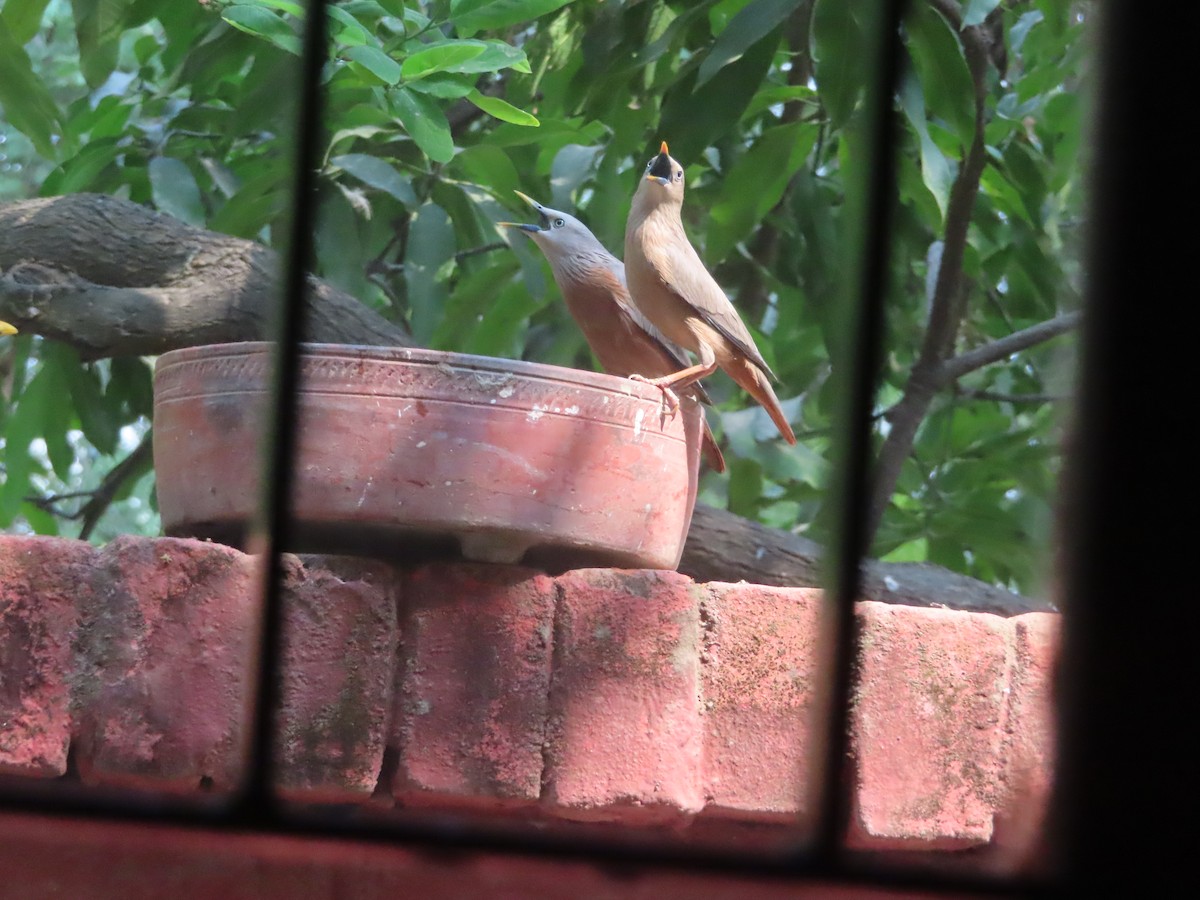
(2, 0, 1178, 894)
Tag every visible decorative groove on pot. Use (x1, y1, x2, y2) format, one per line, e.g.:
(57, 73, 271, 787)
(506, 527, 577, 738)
(153, 343, 703, 570)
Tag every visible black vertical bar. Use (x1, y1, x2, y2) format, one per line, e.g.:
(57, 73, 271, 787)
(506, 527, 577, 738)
(1052, 3, 1197, 893)
(237, 0, 329, 820)
(809, 0, 907, 860)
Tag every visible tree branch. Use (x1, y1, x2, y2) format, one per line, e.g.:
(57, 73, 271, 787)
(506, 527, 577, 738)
(681, 504, 1050, 615)
(0, 194, 415, 359)
(955, 388, 1069, 405)
(935, 311, 1081, 385)
(866, 0, 993, 542)
(26, 433, 154, 540)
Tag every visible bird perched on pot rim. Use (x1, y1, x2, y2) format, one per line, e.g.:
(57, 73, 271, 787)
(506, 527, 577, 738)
(624, 141, 796, 445)
(499, 190, 725, 473)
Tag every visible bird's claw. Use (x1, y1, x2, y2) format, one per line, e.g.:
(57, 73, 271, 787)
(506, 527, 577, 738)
(629, 373, 680, 424)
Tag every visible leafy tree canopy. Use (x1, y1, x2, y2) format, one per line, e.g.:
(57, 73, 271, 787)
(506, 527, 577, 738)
(0, 0, 1088, 594)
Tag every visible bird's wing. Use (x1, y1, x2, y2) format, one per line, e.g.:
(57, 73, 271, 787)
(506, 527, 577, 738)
(653, 235, 777, 381)
(600, 255, 714, 405)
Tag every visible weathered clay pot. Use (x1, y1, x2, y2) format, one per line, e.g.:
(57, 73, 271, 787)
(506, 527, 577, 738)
(152, 343, 702, 569)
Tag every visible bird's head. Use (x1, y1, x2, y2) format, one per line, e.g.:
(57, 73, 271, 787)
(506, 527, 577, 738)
(498, 191, 604, 264)
(642, 140, 684, 193)
(630, 141, 685, 213)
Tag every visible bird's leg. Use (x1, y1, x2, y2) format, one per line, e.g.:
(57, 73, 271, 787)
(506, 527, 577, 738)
(643, 359, 719, 391)
(629, 357, 719, 425)
(628, 373, 681, 423)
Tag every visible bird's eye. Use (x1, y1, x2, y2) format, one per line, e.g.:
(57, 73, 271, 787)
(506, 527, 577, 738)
(554, 218, 565, 228)
(674, 169, 683, 181)
(646, 159, 653, 170)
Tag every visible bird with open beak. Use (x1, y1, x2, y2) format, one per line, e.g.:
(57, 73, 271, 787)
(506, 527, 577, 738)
(499, 190, 725, 473)
(624, 141, 796, 445)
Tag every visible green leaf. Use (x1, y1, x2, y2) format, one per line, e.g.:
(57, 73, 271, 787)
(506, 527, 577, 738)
(1, 0, 52, 43)
(707, 121, 819, 260)
(659, 24, 780, 161)
(452, 144, 522, 202)
(149, 157, 206, 226)
(222, 5, 301, 55)
(430, 257, 521, 350)
(405, 73, 477, 98)
(404, 39, 530, 78)
(251, 0, 304, 15)
(882, 537, 929, 563)
(40, 138, 122, 195)
(811, 0, 863, 127)
(108, 357, 154, 419)
(0, 365, 48, 524)
(38, 355, 74, 481)
(404, 202, 456, 343)
(697, 0, 804, 88)
(400, 40, 487, 80)
(1009, 10, 1043, 55)
(453, 39, 530, 74)
(56, 349, 120, 455)
(727, 456, 765, 517)
(450, 0, 573, 37)
(344, 45, 402, 84)
(905, 2, 976, 147)
(391, 87, 454, 162)
(0, 16, 63, 157)
(20, 501, 61, 537)
(70, 0, 127, 87)
(899, 70, 952, 220)
(327, 4, 374, 46)
(467, 89, 539, 126)
(463, 280, 544, 358)
(962, 0, 1001, 27)
(330, 153, 418, 205)
(548, 143, 599, 208)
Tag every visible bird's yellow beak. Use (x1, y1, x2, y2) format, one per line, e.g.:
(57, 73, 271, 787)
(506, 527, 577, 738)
(514, 190, 541, 209)
(660, 140, 669, 155)
(0, 321, 17, 336)
(499, 190, 546, 233)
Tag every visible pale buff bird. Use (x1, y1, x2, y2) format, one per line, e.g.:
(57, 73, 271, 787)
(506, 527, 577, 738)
(624, 141, 796, 445)
(500, 191, 725, 473)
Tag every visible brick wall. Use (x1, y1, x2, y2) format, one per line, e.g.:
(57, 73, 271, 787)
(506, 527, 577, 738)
(1, 533, 1057, 879)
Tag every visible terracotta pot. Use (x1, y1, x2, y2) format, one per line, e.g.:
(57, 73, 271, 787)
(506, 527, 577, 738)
(152, 343, 702, 569)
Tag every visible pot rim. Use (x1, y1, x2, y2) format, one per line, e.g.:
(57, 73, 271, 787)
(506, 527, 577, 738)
(155, 341, 680, 406)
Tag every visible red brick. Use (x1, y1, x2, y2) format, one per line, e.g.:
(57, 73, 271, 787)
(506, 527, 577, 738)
(700, 583, 821, 823)
(274, 556, 400, 803)
(393, 564, 555, 809)
(0, 536, 95, 777)
(993, 611, 1060, 869)
(73, 535, 258, 793)
(544, 569, 703, 823)
(0, 809, 947, 900)
(849, 601, 1012, 850)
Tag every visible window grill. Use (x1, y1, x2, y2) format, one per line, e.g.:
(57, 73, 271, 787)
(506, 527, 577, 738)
(0, 0, 1182, 895)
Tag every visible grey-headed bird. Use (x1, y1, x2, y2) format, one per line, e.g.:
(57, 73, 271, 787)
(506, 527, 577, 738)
(500, 191, 725, 473)
(624, 141, 796, 445)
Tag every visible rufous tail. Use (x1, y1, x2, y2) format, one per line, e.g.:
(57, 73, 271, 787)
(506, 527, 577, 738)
(730, 357, 796, 445)
(700, 419, 726, 472)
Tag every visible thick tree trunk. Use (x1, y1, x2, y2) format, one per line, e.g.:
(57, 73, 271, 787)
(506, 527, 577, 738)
(0, 194, 413, 358)
(1, 194, 1047, 615)
(681, 505, 1050, 615)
